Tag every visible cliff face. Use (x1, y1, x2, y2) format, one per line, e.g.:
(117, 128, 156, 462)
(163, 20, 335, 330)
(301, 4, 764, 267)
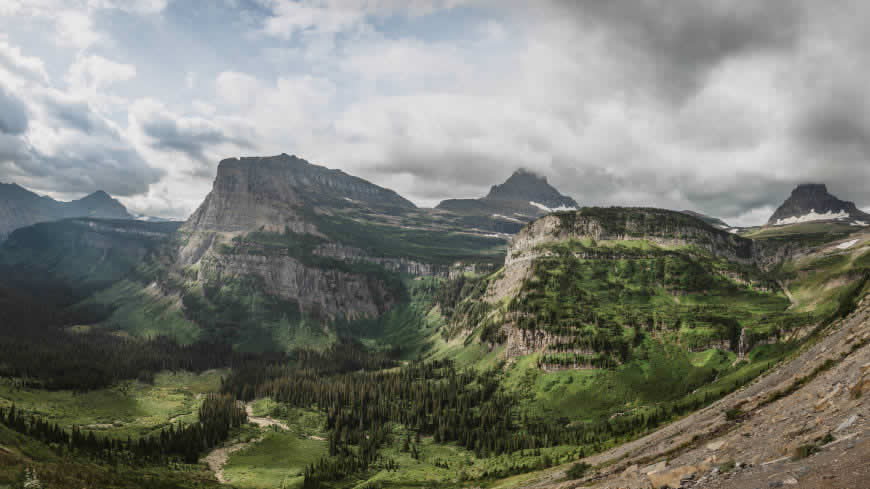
(507, 208, 755, 266)
(175, 154, 423, 323)
(197, 252, 396, 320)
(184, 154, 414, 235)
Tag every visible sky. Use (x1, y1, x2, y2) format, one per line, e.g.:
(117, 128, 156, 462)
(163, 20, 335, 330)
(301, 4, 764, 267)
(0, 0, 869, 225)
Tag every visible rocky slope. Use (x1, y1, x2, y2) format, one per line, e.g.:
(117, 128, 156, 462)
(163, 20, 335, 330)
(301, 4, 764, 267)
(515, 292, 870, 489)
(768, 184, 869, 227)
(0, 183, 131, 240)
(436, 169, 578, 233)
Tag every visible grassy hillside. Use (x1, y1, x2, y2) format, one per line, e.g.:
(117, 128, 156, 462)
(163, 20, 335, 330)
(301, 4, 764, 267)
(0, 219, 180, 303)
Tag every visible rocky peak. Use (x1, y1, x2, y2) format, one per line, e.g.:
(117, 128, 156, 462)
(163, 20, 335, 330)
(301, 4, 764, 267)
(768, 183, 869, 226)
(184, 154, 415, 234)
(484, 169, 578, 209)
(65, 190, 131, 219)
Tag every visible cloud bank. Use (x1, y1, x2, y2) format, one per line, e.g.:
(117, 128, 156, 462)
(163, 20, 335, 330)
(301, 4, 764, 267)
(0, 0, 867, 224)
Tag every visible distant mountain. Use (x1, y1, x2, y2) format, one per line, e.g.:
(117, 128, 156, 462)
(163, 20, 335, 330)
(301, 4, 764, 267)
(0, 183, 132, 239)
(767, 184, 869, 227)
(436, 169, 578, 232)
(680, 210, 731, 230)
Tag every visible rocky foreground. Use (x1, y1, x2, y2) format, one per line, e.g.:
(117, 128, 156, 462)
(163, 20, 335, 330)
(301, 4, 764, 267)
(515, 294, 870, 489)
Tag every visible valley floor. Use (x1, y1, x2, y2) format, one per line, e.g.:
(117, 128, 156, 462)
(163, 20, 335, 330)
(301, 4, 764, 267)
(507, 295, 870, 489)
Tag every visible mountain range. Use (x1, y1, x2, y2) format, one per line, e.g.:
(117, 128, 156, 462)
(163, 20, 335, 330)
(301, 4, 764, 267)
(0, 183, 131, 239)
(0, 153, 868, 489)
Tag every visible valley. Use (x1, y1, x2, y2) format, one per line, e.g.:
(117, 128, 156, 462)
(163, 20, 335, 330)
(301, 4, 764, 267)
(0, 156, 867, 489)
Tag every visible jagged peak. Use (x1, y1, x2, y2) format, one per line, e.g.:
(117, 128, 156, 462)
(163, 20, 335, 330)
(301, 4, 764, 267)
(768, 183, 868, 226)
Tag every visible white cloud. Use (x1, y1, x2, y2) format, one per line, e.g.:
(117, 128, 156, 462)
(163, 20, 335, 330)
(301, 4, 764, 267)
(0, 40, 49, 84)
(87, 0, 169, 15)
(66, 54, 136, 92)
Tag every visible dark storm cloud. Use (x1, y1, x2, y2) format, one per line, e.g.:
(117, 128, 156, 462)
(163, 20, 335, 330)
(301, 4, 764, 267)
(795, 88, 870, 159)
(7, 144, 166, 196)
(141, 112, 252, 163)
(549, 0, 802, 99)
(0, 85, 29, 135)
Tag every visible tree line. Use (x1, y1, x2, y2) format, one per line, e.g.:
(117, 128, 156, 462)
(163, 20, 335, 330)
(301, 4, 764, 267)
(0, 394, 246, 465)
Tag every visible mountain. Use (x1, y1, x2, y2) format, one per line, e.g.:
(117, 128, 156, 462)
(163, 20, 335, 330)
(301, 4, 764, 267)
(680, 209, 731, 230)
(768, 183, 870, 227)
(184, 154, 415, 235)
(0, 183, 132, 239)
(436, 169, 578, 233)
(0, 218, 181, 302)
(80, 153, 506, 350)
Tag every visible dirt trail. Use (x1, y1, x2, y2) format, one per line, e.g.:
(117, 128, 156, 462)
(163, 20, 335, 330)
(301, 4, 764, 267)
(203, 436, 263, 484)
(202, 404, 291, 484)
(518, 295, 870, 489)
(245, 404, 290, 430)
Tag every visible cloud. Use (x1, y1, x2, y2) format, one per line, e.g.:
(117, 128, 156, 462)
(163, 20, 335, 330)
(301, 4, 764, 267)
(131, 99, 254, 164)
(0, 84, 29, 134)
(3, 0, 870, 222)
(66, 54, 136, 92)
(87, 0, 169, 15)
(0, 40, 48, 83)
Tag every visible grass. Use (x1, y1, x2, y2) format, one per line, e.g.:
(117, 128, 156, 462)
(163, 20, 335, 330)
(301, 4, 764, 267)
(0, 425, 220, 489)
(744, 222, 858, 239)
(222, 431, 329, 488)
(84, 279, 201, 345)
(0, 370, 225, 439)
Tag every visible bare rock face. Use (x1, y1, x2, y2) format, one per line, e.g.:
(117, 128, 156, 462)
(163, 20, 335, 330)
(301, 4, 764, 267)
(198, 252, 395, 320)
(507, 208, 756, 266)
(767, 183, 869, 226)
(176, 154, 419, 323)
(183, 154, 414, 235)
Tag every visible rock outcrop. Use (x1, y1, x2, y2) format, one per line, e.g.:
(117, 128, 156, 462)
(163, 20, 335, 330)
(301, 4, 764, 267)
(506, 208, 756, 267)
(767, 183, 869, 227)
(183, 154, 414, 236)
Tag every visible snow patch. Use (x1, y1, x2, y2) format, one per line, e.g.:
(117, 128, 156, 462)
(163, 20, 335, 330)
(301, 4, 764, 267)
(854, 220, 868, 227)
(774, 209, 850, 226)
(492, 214, 524, 223)
(836, 239, 859, 250)
(529, 201, 577, 213)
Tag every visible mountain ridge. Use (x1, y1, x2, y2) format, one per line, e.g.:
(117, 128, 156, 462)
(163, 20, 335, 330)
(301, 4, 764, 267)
(0, 182, 132, 239)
